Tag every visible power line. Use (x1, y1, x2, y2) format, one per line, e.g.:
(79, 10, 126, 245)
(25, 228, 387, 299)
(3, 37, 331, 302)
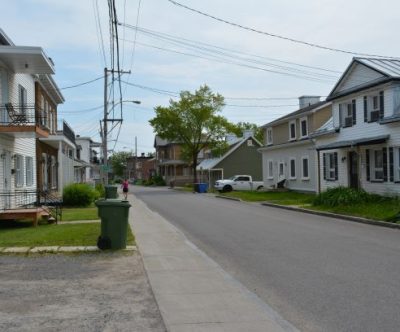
(60, 76, 103, 90)
(93, 0, 107, 66)
(166, 0, 399, 59)
(59, 105, 104, 113)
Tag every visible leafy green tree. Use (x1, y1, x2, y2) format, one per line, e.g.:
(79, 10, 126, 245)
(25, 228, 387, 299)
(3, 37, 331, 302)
(109, 151, 131, 177)
(231, 122, 264, 143)
(150, 85, 233, 183)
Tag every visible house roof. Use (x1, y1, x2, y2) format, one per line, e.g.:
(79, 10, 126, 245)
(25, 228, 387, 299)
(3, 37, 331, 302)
(260, 101, 329, 128)
(310, 117, 337, 138)
(316, 134, 389, 151)
(327, 57, 400, 101)
(197, 136, 262, 171)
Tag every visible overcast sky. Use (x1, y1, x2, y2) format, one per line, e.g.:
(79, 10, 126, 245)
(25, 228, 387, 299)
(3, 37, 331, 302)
(2, 0, 399, 154)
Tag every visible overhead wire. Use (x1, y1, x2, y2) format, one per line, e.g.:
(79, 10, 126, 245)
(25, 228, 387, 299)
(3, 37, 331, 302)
(166, 0, 399, 59)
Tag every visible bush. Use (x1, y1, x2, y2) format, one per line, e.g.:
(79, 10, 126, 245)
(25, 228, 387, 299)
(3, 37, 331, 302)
(63, 183, 97, 207)
(313, 187, 390, 207)
(143, 175, 166, 186)
(95, 183, 105, 198)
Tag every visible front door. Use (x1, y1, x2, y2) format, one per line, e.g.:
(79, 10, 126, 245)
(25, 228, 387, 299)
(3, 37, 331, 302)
(349, 151, 359, 189)
(2, 150, 11, 208)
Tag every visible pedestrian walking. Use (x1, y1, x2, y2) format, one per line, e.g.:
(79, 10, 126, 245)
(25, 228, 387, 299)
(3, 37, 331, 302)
(122, 179, 129, 200)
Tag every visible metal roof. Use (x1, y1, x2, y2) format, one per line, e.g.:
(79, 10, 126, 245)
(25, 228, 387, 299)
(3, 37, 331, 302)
(356, 58, 400, 77)
(316, 135, 389, 151)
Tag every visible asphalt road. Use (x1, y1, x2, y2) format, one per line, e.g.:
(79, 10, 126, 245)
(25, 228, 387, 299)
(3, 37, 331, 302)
(132, 186, 400, 332)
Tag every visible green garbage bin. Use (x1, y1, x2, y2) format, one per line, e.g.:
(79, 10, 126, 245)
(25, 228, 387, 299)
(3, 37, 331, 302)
(95, 199, 131, 250)
(105, 185, 118, 199)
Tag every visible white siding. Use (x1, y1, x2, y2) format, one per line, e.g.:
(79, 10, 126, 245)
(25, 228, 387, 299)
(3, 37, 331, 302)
(261, 142, 317, 192)
(335, 63, 384, 94)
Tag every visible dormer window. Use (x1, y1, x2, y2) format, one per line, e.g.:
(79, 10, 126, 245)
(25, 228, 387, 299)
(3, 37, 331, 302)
(300, 117, 308, 138)
(289, 120, 296, 141)
(266, 127, 273, 145)
(339, 100, 356, 128)
(364, 91, 384, 123)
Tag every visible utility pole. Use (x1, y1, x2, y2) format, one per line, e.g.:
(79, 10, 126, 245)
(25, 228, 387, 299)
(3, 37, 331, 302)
(135, 136, 137, 179)
(101, 67, 131, 185)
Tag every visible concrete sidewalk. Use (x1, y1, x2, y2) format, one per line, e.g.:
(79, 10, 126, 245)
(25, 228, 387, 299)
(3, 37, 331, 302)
(128, 193, 298, 332)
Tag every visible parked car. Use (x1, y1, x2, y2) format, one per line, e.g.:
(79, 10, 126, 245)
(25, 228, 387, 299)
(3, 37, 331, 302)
(214, 175, 264, 192)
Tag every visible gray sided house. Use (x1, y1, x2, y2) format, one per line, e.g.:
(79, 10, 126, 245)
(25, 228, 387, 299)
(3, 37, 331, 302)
(259, 96, 332, 192)
(197, 133, 262, 186)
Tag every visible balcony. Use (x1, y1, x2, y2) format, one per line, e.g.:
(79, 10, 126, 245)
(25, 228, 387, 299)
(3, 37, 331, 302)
(0, 103, 50, 138)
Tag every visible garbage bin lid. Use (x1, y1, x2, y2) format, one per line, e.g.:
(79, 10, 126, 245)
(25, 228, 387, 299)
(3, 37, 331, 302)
(95, 199, 131, 207)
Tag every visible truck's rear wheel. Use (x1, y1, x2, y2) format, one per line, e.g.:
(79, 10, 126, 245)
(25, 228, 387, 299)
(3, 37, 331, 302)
(256, 185, 264, 191)
(223, 185, 232, 193)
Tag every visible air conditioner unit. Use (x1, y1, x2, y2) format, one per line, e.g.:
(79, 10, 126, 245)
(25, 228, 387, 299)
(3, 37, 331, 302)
(370, 110, 380, 122)
(344, 117, 353, 127)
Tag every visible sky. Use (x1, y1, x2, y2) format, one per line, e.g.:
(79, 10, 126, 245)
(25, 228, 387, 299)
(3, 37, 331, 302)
(1, 0, 399, 155)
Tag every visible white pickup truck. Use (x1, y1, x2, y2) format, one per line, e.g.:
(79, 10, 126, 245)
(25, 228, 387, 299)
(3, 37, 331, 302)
(214, 175, 264, 192)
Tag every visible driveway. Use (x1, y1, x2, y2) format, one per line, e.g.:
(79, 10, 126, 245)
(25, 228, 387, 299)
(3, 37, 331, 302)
(132, 186, 400, 332)
(0, 252, 166, 332)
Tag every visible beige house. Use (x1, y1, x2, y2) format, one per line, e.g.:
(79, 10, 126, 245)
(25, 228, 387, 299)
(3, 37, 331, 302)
(259, 96, 332, 192)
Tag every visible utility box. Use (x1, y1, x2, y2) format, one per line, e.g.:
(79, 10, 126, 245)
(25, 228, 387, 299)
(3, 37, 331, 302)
(95, 199, 131, 250)
(104, 185, 118, 199)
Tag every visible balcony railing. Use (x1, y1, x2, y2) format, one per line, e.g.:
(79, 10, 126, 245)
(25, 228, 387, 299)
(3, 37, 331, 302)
(0, 103, 51, 132)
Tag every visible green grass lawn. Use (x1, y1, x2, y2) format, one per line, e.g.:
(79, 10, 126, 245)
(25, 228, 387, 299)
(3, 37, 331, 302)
(308, 202, 400, 222)
(220, 190, 315, 205)
(62, 206, 99, 221)
(0, 220, 135, 247)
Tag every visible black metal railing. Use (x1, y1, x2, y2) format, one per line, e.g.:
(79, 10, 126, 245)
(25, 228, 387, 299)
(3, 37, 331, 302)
(0, 189, 63, 223)
(0, 103, 51, 132)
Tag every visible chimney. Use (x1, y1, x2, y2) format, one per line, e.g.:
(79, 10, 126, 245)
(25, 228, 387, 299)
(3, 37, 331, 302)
(243, 129, 254, 139)
(299, 96, 320, 109)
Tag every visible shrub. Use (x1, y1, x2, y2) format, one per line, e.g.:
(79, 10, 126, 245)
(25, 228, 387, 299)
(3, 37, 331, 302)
(313, 187, 390, 207)
(95, 183, 105, 198)
(143, 175, 166, 186)
(63, 183, 96, 207)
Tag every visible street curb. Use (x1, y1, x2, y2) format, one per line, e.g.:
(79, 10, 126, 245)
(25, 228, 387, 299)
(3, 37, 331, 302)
(0, 245, 138, 255)
(260, 202, 400, 229)
(215, 195, 242, 202)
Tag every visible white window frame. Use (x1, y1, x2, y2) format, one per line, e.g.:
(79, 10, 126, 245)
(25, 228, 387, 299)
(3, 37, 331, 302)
(300, 117, 308, 138)
(266, 128, 273, 145)
(15, 154, 24, 187)
(51, 156, 57, 189)
(278, 161, 285, 177)
(289, 120, 296, 141)
(301, 156, 309, 180)
(367, 94, 380, 122)
(289, 158, 296, 180)
(324, 152, 337, 181)
(371, 148, 384, 181)
(339, 102, 354, 128)
(267, 160, 273, 179)
(25, 156, 33, 187)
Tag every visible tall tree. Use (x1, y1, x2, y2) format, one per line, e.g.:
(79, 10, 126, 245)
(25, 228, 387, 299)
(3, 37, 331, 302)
(150, 85, 233, 183)
(109, 151, 131, 177)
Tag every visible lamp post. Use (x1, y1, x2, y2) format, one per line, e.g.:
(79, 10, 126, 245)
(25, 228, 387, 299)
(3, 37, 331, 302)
(102, 98, 141, 185)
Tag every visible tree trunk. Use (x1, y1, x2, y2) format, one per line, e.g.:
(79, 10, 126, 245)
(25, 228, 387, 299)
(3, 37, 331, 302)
(192, 154, 198, 183)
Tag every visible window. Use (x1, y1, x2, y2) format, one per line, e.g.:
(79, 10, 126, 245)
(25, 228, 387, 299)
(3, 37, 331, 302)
(25, 156, 33, 186)
(236, 176, 250, 181)
(339, 100, 356, 128)
(364, 91, 384, 123)
(323, 152, 338, 181)
(302, 157, 309, 180)
(289, 158, 296, 179)
(266, 128, 273, 145)
(247, 139, 253, 147)
(279, 162, 284, 177)
(398, 148, 400, 181)
(51, 156, 57, 189)
(267, 160, 273, 179)
(18, 85, 27, 115)
(289, 120, 296, 140)
(15, 154, 24, 187)
(372, 149, 384, 181)
(300, 117, 308, 138)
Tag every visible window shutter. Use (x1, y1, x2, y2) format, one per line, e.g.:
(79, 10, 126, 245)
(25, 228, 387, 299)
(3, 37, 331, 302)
(322, 153, 326, 180)
(339, 104, 343, 127)
(334, 152, 338, 180)
(364, 96, 368, 122)
(389, 147, 394, 182)
(366, 149, 370, 181)
(379, 91, 384, 120)
(352, 100, 356, 125)
(383, 147, 388, 182)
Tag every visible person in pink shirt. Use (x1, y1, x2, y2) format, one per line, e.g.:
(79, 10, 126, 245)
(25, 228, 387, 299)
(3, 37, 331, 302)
(121, 179, 129, 200)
